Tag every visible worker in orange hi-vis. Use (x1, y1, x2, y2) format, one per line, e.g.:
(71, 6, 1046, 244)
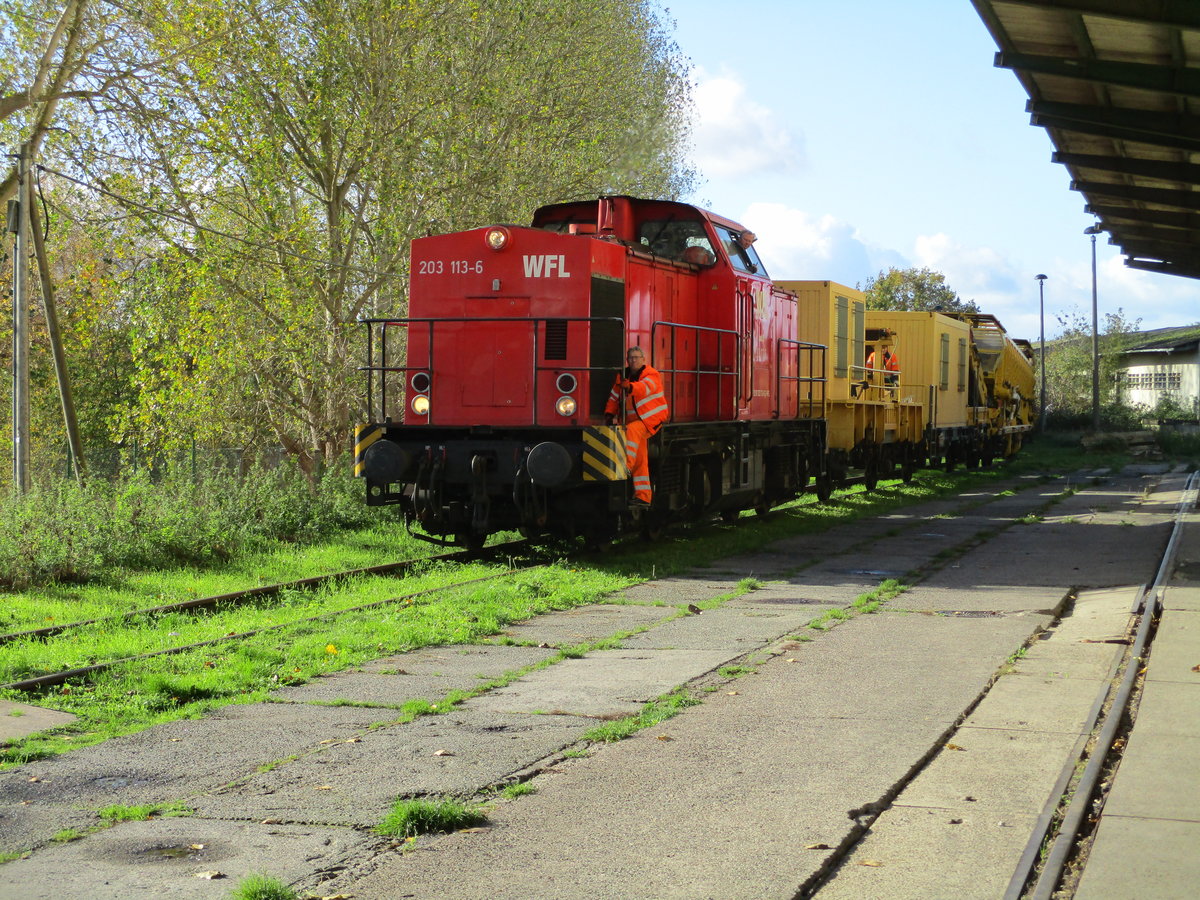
(866, 346, 901, 384)
(604, 346, 670, 507)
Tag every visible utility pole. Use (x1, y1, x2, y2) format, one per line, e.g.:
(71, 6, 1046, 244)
(1036, 274, 1047, 434)
(9, 143, 31, 493)
(1085, 225, 1102, 432)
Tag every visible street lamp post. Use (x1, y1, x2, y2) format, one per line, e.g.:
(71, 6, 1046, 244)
(1084, 225, 1102, 432)
(1036, 274, 1047, 433)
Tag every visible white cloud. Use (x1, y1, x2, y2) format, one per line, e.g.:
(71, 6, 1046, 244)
(740, 202, 871, 286)
(690, 69, 805, 180)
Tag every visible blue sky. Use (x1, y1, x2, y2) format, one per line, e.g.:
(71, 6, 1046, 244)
(669, 1, 1198, 341)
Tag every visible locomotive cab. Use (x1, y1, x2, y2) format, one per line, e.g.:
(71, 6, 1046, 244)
(356, 196, 828, 547)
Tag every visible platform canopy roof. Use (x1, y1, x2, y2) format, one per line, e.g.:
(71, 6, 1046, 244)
(973, 0, 1200, 280)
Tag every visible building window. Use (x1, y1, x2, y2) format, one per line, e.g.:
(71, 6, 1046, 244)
(1121, 370, 1181, 390)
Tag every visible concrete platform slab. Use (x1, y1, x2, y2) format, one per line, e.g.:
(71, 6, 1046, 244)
(1162, 583, 1200, 610)
(0, 702, 76, 742)
(0, 816, 375, 900)
(889, 583, 1065, 615)
(319, 649, 975, 900)
(962, 672, 1106, 735)
(0, 802, 100, 856)
(1103, 728, 1200, 822)
(892, 726, 1083, 817)
(620, 603, 822, 651)
(276, 644, 558, 705)
(0, 702, 391, 848)
(488, 601, 678, 646)
(780, 611, 1044, 722)
(1075, 817, 1200, 900)
(1144, 612, 1200, 684)
(819, 807, 1040, 900)
(466, 648, 735, 716)
(190, 710, 589, 828)
(1119, 680, 1200, 739)
(616, 576, 739, 604)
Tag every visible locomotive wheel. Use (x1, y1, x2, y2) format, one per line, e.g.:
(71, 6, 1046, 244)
(459, 532, 486, 552)
(641, 512, 667, 541)
(815, 477, 832, 503)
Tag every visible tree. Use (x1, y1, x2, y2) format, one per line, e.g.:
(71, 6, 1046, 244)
(860, 267, 979, 313)
(1041, 307, 1142, 427)
(12, 0, 695, 473)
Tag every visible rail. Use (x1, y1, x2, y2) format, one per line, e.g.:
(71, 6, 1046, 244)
(1005, 470, 1200, 899)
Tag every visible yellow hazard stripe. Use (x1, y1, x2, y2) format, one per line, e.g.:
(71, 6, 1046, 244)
(354, 424, 383, 477)
(582, 426, 628, 481)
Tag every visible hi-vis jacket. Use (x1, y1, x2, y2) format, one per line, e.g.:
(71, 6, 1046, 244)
(605, 364, 669, 433)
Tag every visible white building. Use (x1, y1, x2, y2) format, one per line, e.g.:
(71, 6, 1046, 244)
(1113, 326, 1200, 421)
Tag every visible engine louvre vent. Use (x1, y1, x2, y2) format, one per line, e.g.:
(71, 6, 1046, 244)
(544, 319, 568, 360)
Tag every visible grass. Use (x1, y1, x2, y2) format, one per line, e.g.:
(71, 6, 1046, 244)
(499, 782, 537, 799)
(229, 873, 298, 900)
(717, 665, 755, 678)
(580, 690, 700, 744)
(97, 802, 190, 822)
(376, 797, 487, 838)
(0, 561, 633, 767)
(0, 437, 1144, 768)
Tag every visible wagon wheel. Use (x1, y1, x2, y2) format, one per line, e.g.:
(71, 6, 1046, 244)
(863, 457, 880, 491)
(815, 477, 833, 503)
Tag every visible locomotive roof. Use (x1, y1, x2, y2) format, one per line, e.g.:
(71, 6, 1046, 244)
(531, 196, 749, 234)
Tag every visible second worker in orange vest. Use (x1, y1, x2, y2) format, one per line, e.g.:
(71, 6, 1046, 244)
(604, 346, 670, 507)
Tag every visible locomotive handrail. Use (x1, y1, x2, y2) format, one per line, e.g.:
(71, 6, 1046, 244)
(358, 315, 627, 426)
(649, 320, 741, 423)
(776, 339, 827, 420)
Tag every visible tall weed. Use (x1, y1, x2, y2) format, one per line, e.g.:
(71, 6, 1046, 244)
(0, 455, 383, 588)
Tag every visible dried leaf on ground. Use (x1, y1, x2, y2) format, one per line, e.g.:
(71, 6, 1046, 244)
(805, 842, 831, 850)
(858, 859, 884, 867)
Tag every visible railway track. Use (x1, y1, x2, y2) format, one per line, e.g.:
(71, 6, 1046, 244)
(0, 540, 538, 693)
(0, 540, 534, 649)
(0, 468, 1044, 697)
(1004, 469, 1199, 899)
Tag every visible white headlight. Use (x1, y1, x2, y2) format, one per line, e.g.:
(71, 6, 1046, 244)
(555, 395, 577, 417)
(411, 394, 430, 415)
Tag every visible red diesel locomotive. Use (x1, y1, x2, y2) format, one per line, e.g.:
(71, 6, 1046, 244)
(355, 195, 828, 546)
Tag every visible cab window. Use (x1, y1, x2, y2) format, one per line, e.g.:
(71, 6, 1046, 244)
(637, 218, 717, 265)
(715, 224, 766, 276)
